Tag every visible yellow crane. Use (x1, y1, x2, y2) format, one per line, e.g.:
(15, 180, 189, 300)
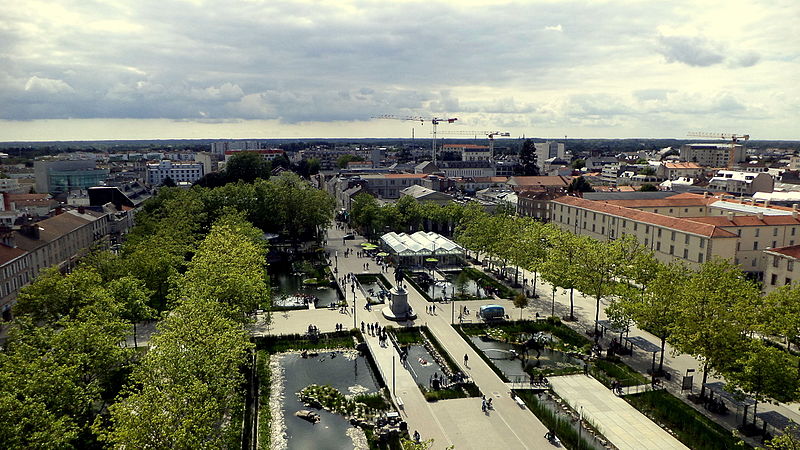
(373, 115, 458, 164)
(687, 131, 750, 168)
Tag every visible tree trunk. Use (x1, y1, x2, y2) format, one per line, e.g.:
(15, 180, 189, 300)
(514, 266, 519, 285)
(569, 288, 575, 320)
(594, 295, 601, 340)
(133, 322, 138, 349)
(699, 362, 709, 398)
(552, 288, 557, 317)
(532, 272, 538, 296)
(659, 336, 666, 373)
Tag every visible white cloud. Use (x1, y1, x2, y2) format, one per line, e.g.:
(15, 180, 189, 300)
(0, 0, 796, 139)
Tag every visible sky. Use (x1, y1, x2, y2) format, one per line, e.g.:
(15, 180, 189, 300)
(0, 0, 798, 141)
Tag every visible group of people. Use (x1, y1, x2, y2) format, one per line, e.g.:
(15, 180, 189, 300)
(481, 395, 493, 412)
(306, 324, 319, 335)
(425, 304, 437, 315)
(334, 323, 345, 332)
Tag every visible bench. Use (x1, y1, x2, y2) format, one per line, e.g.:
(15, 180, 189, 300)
(513, 395, 526, 408)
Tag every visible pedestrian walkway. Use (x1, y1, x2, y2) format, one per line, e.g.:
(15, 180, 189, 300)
(549, 374, 687, 450)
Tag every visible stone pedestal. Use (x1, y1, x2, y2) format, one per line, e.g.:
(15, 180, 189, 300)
(382, 286, 416, 321)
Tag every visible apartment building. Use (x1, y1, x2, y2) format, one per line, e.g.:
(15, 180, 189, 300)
(657, 162, 703, 180)
(0, 208, 111, 320)
(551, 196, 737, 268)
(680, 143, 746, 167)
(762, 245, 800, 294)
(707, 170, 774, 196)
(550, 193, 800, 277)
(146, 160, 204, 186)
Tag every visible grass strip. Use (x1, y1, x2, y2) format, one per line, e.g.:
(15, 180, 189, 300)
(256, 350, 271, 450)
(514, 390, 599, 450)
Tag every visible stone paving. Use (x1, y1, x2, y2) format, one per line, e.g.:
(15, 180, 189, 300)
(549, 374, 687, 450)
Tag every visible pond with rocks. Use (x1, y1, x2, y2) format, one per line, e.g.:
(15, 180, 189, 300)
(268, 350, 386, 449)
(271, 268, 342, 309)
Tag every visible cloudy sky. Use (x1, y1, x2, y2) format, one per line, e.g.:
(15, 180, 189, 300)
(0, 0, 797, 141)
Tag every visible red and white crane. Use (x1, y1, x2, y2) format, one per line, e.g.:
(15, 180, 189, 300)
(374, 115, 458, 164)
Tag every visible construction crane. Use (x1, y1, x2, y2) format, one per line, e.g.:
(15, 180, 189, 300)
(435, 130, 511, 159)
(373, 115, 458, 164)
(687, 131, 750, 168)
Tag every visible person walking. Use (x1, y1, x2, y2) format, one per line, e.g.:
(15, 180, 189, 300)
(464, 353, 469, 367)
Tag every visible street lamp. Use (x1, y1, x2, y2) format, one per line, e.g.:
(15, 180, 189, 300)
(352, 283, 357, 329)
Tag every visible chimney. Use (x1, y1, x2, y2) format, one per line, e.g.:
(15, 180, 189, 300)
(78, 206, 85, 214)
(55, 206, 64, 215)
(727, 211, 735, 221)
(793, 204, 798, 211)
(793, 211, 798, 219)
(764, 199, 771, 208)
(703, 191, 709, 198)
(757, 212, 764, 221)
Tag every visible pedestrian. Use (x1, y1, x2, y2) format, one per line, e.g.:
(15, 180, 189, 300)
(464, 353, 469, 366)
(413, 430, 420, 443)
(433, 304, 436, 314)
(361, 321, 365, 332)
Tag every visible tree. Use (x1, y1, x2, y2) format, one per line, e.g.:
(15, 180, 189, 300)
(726, 341, 800, 426)
(175, 213, 270, 319)
(453, 270, 470, 299)
(513, 293, 529, 319)
(108, 276, 155, 348)
(336, 154, 365, 169)
(639, 183, 658, 191)
(225, 151, 270, 183)
(611, 260, 688, 373)
(567, 176, 594, 193)
(13, 268, 110, 325)
(351, 193, 382, 238)
(517, 139, 539, 176)
(762, 284, 800, 352)
(102, 298, 252, 448)
(669, 258, 761, 398)
(540, 229, 586, 320)
(574, 235, 631, 339)
(571, 158, 586, 170)
(160, 176, 177, 188)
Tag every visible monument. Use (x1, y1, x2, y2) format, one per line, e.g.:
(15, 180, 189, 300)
(383, 268, 416, 321)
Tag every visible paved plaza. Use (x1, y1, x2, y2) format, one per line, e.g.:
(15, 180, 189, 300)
(248, 224, 800, 448)
(549, 374, 687, 450)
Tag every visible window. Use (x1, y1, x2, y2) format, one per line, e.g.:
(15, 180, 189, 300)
(645, 238, 649, 247)
(700, 239, 705, 248)
(699, 253, 704, 263)
(670, 209, 674, 213)
(683, 248, 688, 258)
(654, 209, 658, 213)
(771, 274, 778, 285)
(671, 231, 676, 241)
(684, 208, 689, 213)
(685, 235, 690, 244)
(789, 261, 794, 272)
(669, 245, 674, 255)
(774, 256, 780, 268)
(755, 229, 760, 237)
(656, 242, 661, 251)
(634, 223, 638, 231)
(793, 228, 796, 236)
(787, 278, 793, 286)
(737, 229, 741, 237)
(592, 224, 596, 232)
(774, 228, 778, 236)
(752, 258, 757, 267)
(773, 241, 777, 248)
(753, 241, 759, 250)
(658, 229, 662, 238)
(601, 227, 605, 234)
(646, 225, 650, 233)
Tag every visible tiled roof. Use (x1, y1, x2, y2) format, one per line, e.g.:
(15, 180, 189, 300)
(686, 215, 800, 227)
(553, 195, 737, 238)
(384, 173, 430, 179)
(764, 245, 800, 259)
(664, 162, 702, 169)
(14, 213, 93, 251)
(507, 176, 571, 187)
(0, 243, 26, 265)
(599, 194, 717, 208)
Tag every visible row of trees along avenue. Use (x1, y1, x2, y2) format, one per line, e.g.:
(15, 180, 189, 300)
(0, 162, 335, 448)
(454, 209, 800, 425)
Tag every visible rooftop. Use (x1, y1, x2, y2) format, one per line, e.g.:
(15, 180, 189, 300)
(553, 195, 737, 238)
(764, 245, 800, 260)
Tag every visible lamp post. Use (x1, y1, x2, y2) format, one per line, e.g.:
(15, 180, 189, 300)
(352, 283, 357, 329)
(392, 352, 396, 396)
(551, 285, 557, 317)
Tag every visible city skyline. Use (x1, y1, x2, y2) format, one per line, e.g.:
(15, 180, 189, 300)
(0, 0, 798, 141)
